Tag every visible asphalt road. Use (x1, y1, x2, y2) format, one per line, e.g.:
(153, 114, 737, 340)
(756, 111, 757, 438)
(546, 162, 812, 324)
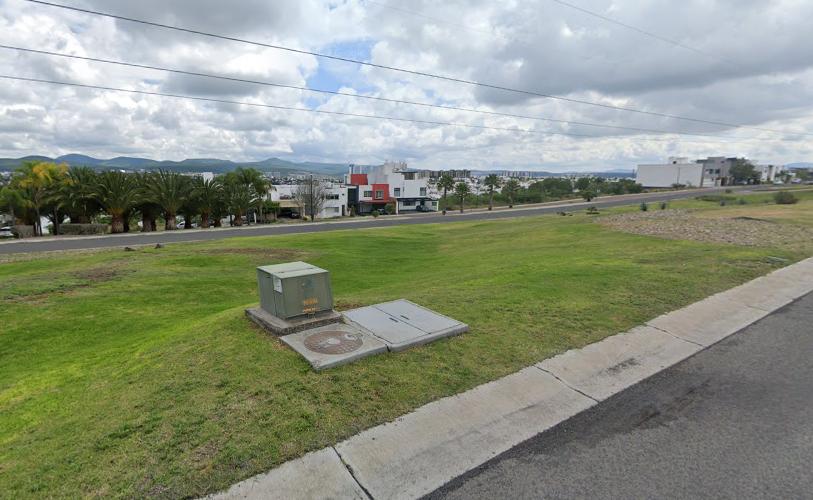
(427, 292, 813, 500)
(0, 186, 763, 254)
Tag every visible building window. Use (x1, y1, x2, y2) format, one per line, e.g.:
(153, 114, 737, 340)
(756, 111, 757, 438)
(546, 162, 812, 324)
(375, 190, 384, 199)
(326, 194, 340, 200)
(394, 188, 401, 197)
(363, 190, 372, 198)
(419, 187, 427, 196)
(402, 200, 415, 206)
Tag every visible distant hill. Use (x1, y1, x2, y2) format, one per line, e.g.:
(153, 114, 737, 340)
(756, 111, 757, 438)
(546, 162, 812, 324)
(0, 154, 353, 176)
(786, 162, 813, 170)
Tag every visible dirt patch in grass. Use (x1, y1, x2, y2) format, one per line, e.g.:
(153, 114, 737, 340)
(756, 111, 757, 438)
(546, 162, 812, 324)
(3, 266, 128, 303)
(73, 267, 123, 283)
(599, 209, 813, 249)
(199, 247, 306, 261)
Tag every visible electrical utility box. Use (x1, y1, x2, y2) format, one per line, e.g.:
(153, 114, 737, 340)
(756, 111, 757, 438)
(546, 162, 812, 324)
(257, 261, 334, 319)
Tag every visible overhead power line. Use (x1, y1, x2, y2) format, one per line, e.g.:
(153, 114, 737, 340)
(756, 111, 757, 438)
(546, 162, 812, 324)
(23, 0, 812, 138)
(0, 73, 750, 145)
(0, 44, 752, 141)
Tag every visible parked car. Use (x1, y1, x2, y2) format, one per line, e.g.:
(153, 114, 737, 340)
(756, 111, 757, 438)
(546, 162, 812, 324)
(0, 226, 13, 238)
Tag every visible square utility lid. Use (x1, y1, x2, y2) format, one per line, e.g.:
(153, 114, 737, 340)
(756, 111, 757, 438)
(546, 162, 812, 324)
(343, 299, 468, 352)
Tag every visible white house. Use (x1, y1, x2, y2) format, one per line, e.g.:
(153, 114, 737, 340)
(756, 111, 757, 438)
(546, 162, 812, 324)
(346, 161, 438, 213)
(636, 157, 706, 188)
(272, 183, 349, 219)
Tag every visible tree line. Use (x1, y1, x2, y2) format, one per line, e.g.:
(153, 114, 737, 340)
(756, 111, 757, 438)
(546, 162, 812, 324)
(0, 161, 275, 235)
(435, 173, 644, 213)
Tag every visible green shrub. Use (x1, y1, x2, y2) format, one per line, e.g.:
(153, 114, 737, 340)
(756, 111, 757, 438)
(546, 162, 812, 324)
(371, 209, 380, 217)
(59, 223, 109, 235)
(640, 202, 648, 211)
(773, 191, 798, 205)
(737, 198, 748, 205)
(659, 201, 668, 210)
(724, 188, 733, 194)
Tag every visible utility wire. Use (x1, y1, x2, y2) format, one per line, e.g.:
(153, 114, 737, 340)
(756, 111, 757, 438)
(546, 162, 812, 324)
(23, 0, 812, 137)
(0, 43, 751, 141)
(0, 73, 749, 145)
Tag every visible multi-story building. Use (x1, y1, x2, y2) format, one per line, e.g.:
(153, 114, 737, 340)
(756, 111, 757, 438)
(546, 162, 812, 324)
(636, 157, 706, 187)
(346, 162, 438, 214)
(272, 182, 349, 219)
(638, 156, 781, 187)
(695, 157, 738, 186)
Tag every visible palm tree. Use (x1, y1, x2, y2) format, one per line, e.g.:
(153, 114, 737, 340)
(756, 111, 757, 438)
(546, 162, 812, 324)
(12, 161, 69, 236)
(133, 172, 160, 232)
(93, 171, 139, 233)
(437, 173, 455, 215)
(222, 171, 255, 226)
(454, 182, 470, 213)
(502, 179, 520, 208)
(145, 170, 190, 230)
(191, 177, 222, 228)
(59, 166, 101, 224)
(483, 174, 501, 211)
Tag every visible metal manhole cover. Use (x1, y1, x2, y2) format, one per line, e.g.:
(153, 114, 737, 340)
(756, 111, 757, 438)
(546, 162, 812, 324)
(303, 330, 364, 355)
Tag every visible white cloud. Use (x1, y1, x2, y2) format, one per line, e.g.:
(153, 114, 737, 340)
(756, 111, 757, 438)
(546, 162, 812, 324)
(0, 0, 811, 171)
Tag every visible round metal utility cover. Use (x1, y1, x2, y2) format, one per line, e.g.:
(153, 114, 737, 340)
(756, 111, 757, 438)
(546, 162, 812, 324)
(303, 330, 364, 355)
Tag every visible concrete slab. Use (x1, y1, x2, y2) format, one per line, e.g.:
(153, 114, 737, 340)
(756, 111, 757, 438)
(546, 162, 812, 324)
(718, 276, 799, 312)
(343, 300, 469, 352)
(374, 299, 462, 333)
(206, 447, 366, 500)
(280, 323, 387, 371)
(245, 307, 342, 336)
(647, 294, 770, 347)
(334, 367, 595, 500)
(537, 326, 702, 401)
(343, 306, 427, 345)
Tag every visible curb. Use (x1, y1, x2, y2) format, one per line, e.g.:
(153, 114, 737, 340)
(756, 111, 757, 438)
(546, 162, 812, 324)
(210, 257, 813, 500)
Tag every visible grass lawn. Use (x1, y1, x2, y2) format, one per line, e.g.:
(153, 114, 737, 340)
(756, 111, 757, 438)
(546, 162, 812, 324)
(1, 196, 811, 498)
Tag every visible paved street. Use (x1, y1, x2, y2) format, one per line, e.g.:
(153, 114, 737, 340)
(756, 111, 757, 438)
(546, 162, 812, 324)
(428, 292, 813, 500)
(0, 187, 761, 254)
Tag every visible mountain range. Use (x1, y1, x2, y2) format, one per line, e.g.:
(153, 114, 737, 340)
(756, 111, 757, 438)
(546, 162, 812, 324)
(0, 154, 353, 176)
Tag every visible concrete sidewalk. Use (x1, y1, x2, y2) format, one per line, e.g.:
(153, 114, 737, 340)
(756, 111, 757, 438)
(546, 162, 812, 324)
(207, 257, 813, 500)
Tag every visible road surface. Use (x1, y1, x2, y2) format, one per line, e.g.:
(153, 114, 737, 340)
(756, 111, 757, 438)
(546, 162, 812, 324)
(1, 187, 761, 254)
(427, 292, 813, 500)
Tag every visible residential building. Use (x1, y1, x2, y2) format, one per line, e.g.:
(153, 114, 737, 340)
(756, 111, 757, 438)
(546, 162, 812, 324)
(272, 182, 349, 219)
(636, 157, 706, 187)
(757, 163, 783, 183)
(695, 157, 738, 186)
(428, 169, 471, 180)
(346, 161, 438, 214)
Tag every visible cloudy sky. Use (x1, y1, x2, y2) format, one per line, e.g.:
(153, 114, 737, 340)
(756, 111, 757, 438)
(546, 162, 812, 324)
(0, 0, 812, 171)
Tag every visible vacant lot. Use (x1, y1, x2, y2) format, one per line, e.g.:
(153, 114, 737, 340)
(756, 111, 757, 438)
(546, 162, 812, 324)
(599, 189, 813, 251)
(1, 193, 810, 498)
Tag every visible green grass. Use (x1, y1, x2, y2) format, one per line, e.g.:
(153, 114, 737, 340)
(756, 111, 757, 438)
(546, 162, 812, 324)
(1, 210, 810, 498)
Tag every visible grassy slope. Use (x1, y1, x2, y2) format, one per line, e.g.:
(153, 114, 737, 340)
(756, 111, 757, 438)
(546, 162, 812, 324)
(1, 201, 811, 498)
